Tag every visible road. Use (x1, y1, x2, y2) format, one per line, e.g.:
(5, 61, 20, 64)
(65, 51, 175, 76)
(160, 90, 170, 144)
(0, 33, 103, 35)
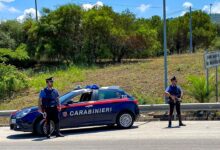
(1, 121, 220, 150)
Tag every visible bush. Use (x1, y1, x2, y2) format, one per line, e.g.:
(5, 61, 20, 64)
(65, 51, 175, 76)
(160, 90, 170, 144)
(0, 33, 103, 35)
(187, 75, 214, 103)
(0, 63, 29, 100)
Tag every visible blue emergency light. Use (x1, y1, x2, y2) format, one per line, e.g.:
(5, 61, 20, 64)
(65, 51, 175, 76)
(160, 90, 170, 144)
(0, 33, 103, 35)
(85, 84, 100, 89)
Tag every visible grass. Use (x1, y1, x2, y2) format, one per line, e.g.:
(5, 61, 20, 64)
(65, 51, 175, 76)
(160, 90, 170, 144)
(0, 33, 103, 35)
(0, 52, 218, 110)
(29, 66, 86, 92)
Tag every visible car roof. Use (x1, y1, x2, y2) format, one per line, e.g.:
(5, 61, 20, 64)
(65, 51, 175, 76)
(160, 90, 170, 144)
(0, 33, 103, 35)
(72, 86, 123, 92)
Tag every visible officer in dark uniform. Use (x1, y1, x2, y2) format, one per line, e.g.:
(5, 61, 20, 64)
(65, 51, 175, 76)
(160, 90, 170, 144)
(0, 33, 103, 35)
(39, 77, 64, 138)
(165, 76, 186, 128)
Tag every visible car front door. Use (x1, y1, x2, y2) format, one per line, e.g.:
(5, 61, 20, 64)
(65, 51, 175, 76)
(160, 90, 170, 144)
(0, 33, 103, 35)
(60, 90, 96, 128)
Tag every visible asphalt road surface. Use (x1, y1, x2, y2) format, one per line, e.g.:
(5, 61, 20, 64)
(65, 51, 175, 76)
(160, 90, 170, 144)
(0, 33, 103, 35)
(1, 121, 220, 150)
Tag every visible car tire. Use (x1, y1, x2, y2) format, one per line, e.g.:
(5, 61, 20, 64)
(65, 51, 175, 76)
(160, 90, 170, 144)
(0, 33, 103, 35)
(35, 119, 55, 135)
(116, 112, 134, 129)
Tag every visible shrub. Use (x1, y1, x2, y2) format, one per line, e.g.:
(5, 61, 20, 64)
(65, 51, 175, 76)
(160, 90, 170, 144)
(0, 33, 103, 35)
(0, 63, 29, 100)
(0, 44, 29, 64)
(187, 75, 214, 103)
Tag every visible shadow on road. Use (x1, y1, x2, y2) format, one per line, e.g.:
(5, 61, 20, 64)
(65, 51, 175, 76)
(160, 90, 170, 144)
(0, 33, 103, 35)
(163, 125, 181, 129)
(6, 123, 145, 141)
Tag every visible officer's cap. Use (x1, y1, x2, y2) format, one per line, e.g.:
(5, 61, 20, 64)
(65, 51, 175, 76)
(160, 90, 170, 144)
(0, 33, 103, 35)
(171, 76, 177, 81)
(46, 77, 54, 82)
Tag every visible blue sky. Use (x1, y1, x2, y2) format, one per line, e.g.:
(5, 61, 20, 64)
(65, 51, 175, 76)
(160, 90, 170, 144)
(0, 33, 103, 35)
(0, 0, 219, 21)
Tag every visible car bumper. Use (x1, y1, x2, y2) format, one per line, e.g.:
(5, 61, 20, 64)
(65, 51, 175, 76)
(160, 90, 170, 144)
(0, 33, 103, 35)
(10, 118, 33, 132)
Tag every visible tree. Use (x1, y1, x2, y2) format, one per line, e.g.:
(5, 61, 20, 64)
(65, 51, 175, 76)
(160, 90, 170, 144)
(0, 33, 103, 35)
(0, 20, 23, 50)
(28, 4, 83, 62)
(82, 6, 114, 63)
(167, 11, 217, 53)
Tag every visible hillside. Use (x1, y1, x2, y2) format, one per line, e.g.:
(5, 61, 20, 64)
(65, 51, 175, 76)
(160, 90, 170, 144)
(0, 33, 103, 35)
(0, 53, 214, 110)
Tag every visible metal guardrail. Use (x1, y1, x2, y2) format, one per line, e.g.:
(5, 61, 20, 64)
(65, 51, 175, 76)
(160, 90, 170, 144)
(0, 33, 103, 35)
(1, 103, 220, 117)
(0, 110, 16, 117)
(139, 103, 220, 112)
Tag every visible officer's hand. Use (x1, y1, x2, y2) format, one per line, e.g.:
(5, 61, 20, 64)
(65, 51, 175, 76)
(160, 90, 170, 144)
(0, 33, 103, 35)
(171, 95, 176, 100)
(58, 106, 61, 112)
(38, 108, 42, 113)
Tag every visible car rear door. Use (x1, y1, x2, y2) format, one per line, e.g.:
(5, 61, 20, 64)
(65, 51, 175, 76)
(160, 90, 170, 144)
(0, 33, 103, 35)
(91, 89, 126, 124)
(60, 90, 96, 128)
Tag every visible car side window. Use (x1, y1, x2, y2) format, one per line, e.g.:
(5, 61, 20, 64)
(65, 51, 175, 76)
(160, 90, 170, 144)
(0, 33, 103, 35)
(97, 90, 121, 100)
(64, 92, 93, 104)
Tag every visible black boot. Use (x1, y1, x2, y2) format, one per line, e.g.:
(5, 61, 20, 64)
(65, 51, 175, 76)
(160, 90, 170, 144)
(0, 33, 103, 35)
(179, 115, 186, 126)
(55, 123, 64, 137)
(168, 116, 172, 128)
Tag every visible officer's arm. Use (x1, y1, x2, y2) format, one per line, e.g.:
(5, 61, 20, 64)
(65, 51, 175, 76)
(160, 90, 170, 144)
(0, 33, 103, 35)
(38, 98, 43, 112)
(38, 90, 44, 113)
(165, 91, 171, 97)
(180, 87, 183, 98)
(56, 90, 61, 111)
(165, 87, 176, 100)
(56, 98, 61, 111)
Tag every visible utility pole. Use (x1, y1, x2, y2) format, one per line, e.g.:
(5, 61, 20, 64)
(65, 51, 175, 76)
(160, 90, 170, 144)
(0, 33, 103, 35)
(163, 0, 168, 98)
(35, 0, 38, 21)
(209, 4, 213, 16)
(209, 3, 218, 102)
(216, 66, 218, 102)
(189, 6, 193, 53)
(206, 4, 213, 95)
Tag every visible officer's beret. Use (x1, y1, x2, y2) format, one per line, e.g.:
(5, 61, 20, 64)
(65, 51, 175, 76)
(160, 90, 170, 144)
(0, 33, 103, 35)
(171, 76, 177, 81)
(46, 77, 54, 82)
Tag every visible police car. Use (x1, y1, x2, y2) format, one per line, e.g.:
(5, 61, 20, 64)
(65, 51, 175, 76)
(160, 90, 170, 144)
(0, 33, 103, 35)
(10, 85, 139, 135)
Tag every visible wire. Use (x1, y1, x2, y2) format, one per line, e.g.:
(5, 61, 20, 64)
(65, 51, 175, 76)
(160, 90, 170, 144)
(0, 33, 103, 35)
(167, 9, 184, 16)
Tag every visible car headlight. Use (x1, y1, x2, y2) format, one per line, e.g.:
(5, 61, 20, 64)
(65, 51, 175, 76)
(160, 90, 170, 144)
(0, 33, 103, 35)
(16, 108, 31, 119)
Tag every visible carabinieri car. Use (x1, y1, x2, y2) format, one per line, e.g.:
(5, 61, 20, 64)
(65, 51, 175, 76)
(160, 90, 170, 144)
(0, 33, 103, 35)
(10, 85, 140, 135)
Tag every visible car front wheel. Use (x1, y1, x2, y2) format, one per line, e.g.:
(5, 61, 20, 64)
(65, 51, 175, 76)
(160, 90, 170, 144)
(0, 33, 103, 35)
(35, 119, 55, 135)
(117, 112, 134, 129)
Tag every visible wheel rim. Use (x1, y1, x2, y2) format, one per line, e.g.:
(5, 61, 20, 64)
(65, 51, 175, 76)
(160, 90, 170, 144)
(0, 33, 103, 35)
(119, 113, 132, 128)
(43, 121, 55, 135)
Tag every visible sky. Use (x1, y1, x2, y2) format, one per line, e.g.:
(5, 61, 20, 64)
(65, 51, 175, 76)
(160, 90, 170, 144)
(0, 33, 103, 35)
(0, 0, 220, 21)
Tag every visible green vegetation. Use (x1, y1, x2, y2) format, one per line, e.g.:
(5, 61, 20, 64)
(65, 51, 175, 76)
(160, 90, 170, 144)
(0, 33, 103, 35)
(0, 4, 217, 64)
(29, 66, 86, 92)
(187, 75, 215, 103)
(0, 3, 219, 109)
(0, 64, 29, 99)
(1, 53, 218, 110)
(0, 44, 29, 63)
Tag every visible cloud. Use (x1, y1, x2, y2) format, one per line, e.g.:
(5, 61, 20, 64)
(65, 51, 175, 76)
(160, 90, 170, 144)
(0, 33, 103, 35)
(8, 6, 19, 13)
(137, 4, 150, 13)
(183, 2, 193, 9)
(17, 8, 40, 22)
(82, 1, 104, 10)
(180, 2, 193, 16)
(0, 0, 14, 2)
(203, 2, 220, 14)
(0, 0, 19, 13)
(0, 2, 6, 11)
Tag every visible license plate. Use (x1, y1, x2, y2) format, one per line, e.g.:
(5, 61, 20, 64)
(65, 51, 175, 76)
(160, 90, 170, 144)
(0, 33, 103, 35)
(11, 119, 16, 124)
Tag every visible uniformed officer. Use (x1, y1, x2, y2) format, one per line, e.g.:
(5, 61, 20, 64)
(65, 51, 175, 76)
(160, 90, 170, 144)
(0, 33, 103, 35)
(38, 77, 64, 138)
(165, 76, 186, 128)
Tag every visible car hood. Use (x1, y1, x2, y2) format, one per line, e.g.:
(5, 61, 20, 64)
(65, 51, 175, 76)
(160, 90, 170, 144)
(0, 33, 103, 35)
(13, 106, 38, 116)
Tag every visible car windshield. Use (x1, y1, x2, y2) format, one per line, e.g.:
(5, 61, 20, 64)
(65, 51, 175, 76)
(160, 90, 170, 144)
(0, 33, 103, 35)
(59, 89, 91, 104)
